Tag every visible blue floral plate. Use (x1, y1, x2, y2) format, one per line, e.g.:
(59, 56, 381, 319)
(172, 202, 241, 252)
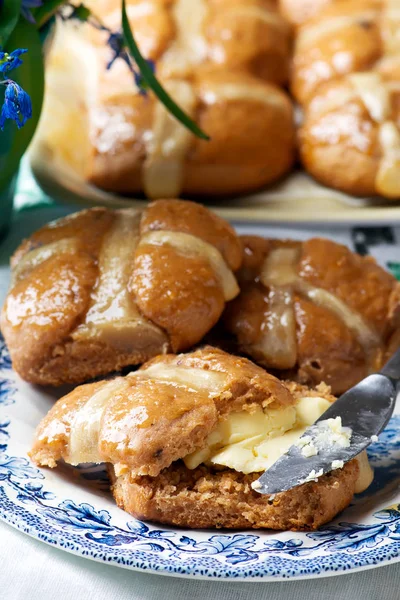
(0, 337, 399, 581)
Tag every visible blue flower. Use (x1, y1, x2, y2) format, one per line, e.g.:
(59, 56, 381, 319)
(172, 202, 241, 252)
(0, 79, 32, 130)
(0, 49, 27, 74)
(106, 32, 153, 95)
(106, 31, 129, 70)
(21, 0, 43, 23)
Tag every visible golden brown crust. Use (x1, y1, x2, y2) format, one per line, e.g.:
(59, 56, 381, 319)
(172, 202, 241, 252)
(2, 203, 241, 386)
(100, 378, 219, 477)
(10, 208, 115, 267)
(111, 459, 359, 531)
(205, 0, 291, 85)
(143, 346, 294, 413)
(186, 75, 295, 195)
(140, 199, 242, 271)
(224, 235, 400, 394)
(1, 253, 98, 384)
(298, 238, 397, 334)
(293, 297, 367, 392)
(131, 245, 225, 353)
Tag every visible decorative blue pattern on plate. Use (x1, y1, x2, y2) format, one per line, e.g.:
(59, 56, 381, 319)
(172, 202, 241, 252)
(0, 336, 399, 581)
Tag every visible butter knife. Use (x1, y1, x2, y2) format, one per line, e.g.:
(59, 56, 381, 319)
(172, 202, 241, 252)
(253, 347, 399, 495)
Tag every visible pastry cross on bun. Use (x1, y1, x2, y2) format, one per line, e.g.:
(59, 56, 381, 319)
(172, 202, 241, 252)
(30, 347, 373, 531)
(1, 200, 242, 386)
(224, 236, 400, 394)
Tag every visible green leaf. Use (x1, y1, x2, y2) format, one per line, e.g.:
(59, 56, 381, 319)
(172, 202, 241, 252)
(0, 0, 22, 47)
(121, 0, 209, 141)
(0, 17, 45, 189)
(34, 0, 66, 28)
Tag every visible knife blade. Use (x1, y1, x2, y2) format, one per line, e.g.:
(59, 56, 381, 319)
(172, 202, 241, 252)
(253, 348, 400, 495)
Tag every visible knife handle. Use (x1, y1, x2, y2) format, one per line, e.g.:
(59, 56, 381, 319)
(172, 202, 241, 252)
(380, 346, 400, 382)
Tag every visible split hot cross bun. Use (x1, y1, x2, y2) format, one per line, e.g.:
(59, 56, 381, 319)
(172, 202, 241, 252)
(1, 200, 242, 386)
(30, 346, 371, 531)
(37, 0, 295, 197)
(224, 236, 400, 394)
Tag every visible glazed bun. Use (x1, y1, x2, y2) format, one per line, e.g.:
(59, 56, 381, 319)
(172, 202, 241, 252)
(288, 0, 400, 199)
(30, 346, 364, 531)
(87, 70, 295, 197)
(30, 346, 292, 474)
(224, 235, 400, 394)
(1, 201, 242, 386)
(299, 73, 400, 198)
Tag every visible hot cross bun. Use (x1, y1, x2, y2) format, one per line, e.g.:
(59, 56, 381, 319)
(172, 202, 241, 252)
(30, 346, 370, 530)
(299, 73, 400, 198)
(224, 235, 400, 394)
(1, 200, 242, 386)
(289, 0, 400, 198)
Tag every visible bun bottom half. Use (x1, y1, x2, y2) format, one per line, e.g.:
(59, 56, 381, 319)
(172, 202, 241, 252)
(111, 460, 359, 531)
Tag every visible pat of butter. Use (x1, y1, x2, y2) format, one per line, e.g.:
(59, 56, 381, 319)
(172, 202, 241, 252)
(295, 396, 331, 426)
(183, 397, 330, 473)
(210, 435, 268, 475)
(217, 405, 297, 445)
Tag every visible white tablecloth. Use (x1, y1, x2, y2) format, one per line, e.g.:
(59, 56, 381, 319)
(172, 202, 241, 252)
(0, 207, 399, 600)
(0, 523, 399, 600)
